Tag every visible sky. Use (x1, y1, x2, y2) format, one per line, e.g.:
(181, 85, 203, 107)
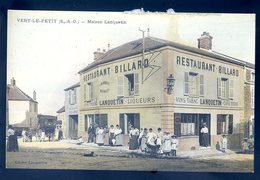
(7, 11, 255, 115)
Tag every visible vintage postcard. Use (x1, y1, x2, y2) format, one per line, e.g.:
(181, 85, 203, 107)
(6, 10, 255, 172)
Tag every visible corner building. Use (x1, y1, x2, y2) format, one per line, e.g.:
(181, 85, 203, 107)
(78, 33, 253, 150)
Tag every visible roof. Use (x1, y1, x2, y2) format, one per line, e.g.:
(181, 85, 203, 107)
(7, 84, 37, 103)
(64, 82, 80, 91)
(78, 36, 254, 74)
(37, 114, 57, 121)
(56, 106, 65, 113)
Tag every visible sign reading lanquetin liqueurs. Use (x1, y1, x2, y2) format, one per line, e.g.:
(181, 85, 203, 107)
(176, 56, 239, 77)
(85, 97, 157, 107)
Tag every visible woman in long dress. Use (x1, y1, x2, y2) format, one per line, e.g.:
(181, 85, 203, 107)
(96, 127, 105, 146)
(140, 128, 148, 151)
(103, 126, 109, 146)
(7, 125, 19, 152)
(163, 131, 171, 156)
(114, 125, 123, 146)
(109, 125, 116, 146)
(129, 126, 139, 150)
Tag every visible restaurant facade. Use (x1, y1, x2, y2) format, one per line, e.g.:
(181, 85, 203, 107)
(77, 32, 254, 150)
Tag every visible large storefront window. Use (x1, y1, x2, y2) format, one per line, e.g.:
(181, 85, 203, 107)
(119, 113, 140, 134)
(217, 114, 233, 134)
(174, 113, 211, 145)
(84, 114, 108, 130)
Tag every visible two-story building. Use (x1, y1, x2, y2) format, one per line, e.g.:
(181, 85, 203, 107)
(244, 63, 255, 138)
(64, 82, 80, 139)
(7, 77, 38, 130)
(78, 32, 253, 150)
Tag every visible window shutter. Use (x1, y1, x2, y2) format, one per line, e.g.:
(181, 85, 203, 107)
(226, 79, 229, 99)
(134, 73, 139, 95)
(119, 114, 125, 134)
(174, 113, 181, 137)
(84, 84, 86, 101)
(74, 89, 77, 104)
(251, 87, 254, 108)
(229, 79, 234, 99)
(228, 115, 233, 134)
(199, 75, 204, 96)
(217, 78, 221, 98)
(117, 76, 124, 96)
(69, 91, 71, 104)
(184, 72, 189, 95)
(217, 114, 221, 134)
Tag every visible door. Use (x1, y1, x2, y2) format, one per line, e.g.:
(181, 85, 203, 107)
(199, 114, 211, 146)
(69, 115, 78, 139)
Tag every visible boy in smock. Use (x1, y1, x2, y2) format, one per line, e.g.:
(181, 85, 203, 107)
(220, 134, 228, 153)
(171, 135, 178, 156)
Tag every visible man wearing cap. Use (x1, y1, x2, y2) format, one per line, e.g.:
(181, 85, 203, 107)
(200, 123, 209, 147)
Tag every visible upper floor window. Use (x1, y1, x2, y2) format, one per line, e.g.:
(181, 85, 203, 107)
(69, 89, 77, 105)
(217, 78, 234, 99)
(251, 86, 254, 109)
(117, 73, 139, 97)
(251, 72, 255, 82)
(87, 82, 94, 101)
(184, 72, 204, 97)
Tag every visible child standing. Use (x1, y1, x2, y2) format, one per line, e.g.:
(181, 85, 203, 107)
(171, 135, 178, 156)
(220, 134, 228, 153)
(162, 131, 172, 156)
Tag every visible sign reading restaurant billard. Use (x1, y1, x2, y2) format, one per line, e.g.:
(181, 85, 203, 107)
(85, 54, 240, 107)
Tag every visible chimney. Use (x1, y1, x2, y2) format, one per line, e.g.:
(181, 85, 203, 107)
(107, 43, 110, 51)
(94, 48, 105, 61)
(11, 77, 16, 86)
(147, 28, 150, 37)
(197, 32, 213, 50)
(33, 90, 36, 101)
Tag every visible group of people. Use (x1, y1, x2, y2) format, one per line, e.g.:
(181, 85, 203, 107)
(129, 127, 179, 156)
(35, 125, 63, 142)
(87, 124, 123, 146)
(86, 124, 179, 156)
(21, 128, 33, 142)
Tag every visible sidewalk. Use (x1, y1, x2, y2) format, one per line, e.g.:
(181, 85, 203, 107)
(63, 139, 236, 159)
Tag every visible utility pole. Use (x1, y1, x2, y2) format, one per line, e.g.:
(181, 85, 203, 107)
(138, 28, 146, 84)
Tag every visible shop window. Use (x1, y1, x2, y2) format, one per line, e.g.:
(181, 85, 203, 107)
(217, 114, 233, 134)
(85, 114, 108, 130)
(184, 72, 204, 97)
(217, 78, 233, 99)
(180, 114, 197, 136)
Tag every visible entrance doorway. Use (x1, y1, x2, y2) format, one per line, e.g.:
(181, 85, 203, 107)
(119, 113, 140, 134)
(69, 115, 78, 139)
(198, 114, 211, 146)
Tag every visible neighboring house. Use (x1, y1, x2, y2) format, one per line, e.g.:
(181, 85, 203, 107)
(7, 77, 38, 129)
(77, 32, 254, 150)
(64, 82, 80, 139)
(244, 63, 255, 138)
(56, 106, 66, 138)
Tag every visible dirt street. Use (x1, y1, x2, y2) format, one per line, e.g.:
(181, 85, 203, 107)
(6, 139, 254, 172)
